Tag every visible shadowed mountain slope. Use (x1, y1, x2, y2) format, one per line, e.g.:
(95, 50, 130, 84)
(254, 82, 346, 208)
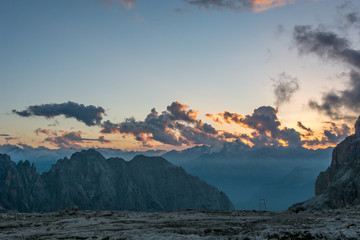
(292, 117, 360, 210)
(0, 149, 234, 212)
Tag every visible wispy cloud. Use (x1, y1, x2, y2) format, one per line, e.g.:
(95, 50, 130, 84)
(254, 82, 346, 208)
(272, 72, 300, 107)
(297, 121, 313, 135)
(293, 12, 360, 120)
(35, 128, 111, 148)
(185, 0, 313, 12)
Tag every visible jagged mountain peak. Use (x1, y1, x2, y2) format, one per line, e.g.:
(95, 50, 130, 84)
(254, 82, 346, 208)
(291, 115, 360, 210)
(70, 149, 106, 161)
(0, 149, 234, 212)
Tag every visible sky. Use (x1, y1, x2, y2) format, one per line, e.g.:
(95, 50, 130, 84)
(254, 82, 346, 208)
(1, 0, 360, 151)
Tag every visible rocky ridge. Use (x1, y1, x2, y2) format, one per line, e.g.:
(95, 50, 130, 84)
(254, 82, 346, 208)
(293, 116, 360, 210)
(0, 149, 234, 212)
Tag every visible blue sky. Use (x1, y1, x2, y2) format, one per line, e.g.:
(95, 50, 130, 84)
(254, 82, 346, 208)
(1, 0, 359, 150)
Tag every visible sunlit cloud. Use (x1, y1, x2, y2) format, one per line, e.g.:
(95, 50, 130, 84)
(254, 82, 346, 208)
(185, 0, 316, 12)
(252, 0, 295, 12)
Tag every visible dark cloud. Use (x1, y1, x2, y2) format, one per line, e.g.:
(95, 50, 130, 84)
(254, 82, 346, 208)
(272, 72, 299, 107)
(167, 101, 198, 123)
(293, 23, 360, 119)
(297, 121, 313, 135)
(293, 25, 360, 70)
(346, 12, 360, 24)
(336, 0, 360, 27)
(0, 134, 10, 137)
(241, 106, 280, 134)
(309, 71, 360, 119)
(221, 111, 243, 124)
(13, 101, 105, 126)
(242, 106, 302, 147)
(36, 128, 111, 148)
(5, 137, 19, 142)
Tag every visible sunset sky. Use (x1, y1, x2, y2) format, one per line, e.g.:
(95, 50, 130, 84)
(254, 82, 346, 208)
(1, 0, 360, 151)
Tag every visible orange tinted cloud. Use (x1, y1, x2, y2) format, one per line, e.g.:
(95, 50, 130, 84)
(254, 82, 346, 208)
(252, 0, 295, 12)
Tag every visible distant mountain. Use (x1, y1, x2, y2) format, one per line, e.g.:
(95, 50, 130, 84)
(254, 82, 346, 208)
(292, 117, 360, 210)
(0, 142, 334, 211)
(0, 144, 165, 173)
(168, 143, 332, 211)
(163, 144, 212, 164)
(0, 149, 234, 212)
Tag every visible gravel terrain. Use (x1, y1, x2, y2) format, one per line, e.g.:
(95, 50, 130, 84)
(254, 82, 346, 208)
(1, 208, 360, 239)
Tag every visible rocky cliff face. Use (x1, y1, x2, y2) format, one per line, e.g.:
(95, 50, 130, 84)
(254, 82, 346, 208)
(293, 117, 360, 210)
(0, 149, 234, 212)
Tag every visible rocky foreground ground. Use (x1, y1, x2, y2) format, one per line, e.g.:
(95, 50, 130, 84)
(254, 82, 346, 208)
(1, 208, 360, 240)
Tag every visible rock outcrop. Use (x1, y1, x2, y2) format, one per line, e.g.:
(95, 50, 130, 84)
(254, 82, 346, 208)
(292, 117, 360, 210)
(0, 149, 234, 212)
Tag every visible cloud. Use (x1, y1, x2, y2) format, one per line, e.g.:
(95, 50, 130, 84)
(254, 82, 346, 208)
(13, 101, 105, 126)
(252, 0, 295, 12)
(293, 25, 360, 70)
(336, 1, 360, 28)
(167, 101, 199, 123)
(5, 137, 19, 142)
(207, 106, 302, 147)
(293, 23, 360, 119)
(0, 134, 10, 137)
(309, 71, 360, 120)
(185, 0, 298, 12)
(36, 128, 111, 148)
(305, 122, 350, 146)
(272, 72, 300, 107)
(297, 121, 313, 135)
(101, 101, 223, 147)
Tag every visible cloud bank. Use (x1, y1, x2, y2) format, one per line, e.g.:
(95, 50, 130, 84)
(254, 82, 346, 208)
(101, 101, 222, 147)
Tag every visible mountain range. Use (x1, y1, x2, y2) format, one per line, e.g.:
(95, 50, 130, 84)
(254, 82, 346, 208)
(0, 142, 333, 211)
(0, 149, 233, 212)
